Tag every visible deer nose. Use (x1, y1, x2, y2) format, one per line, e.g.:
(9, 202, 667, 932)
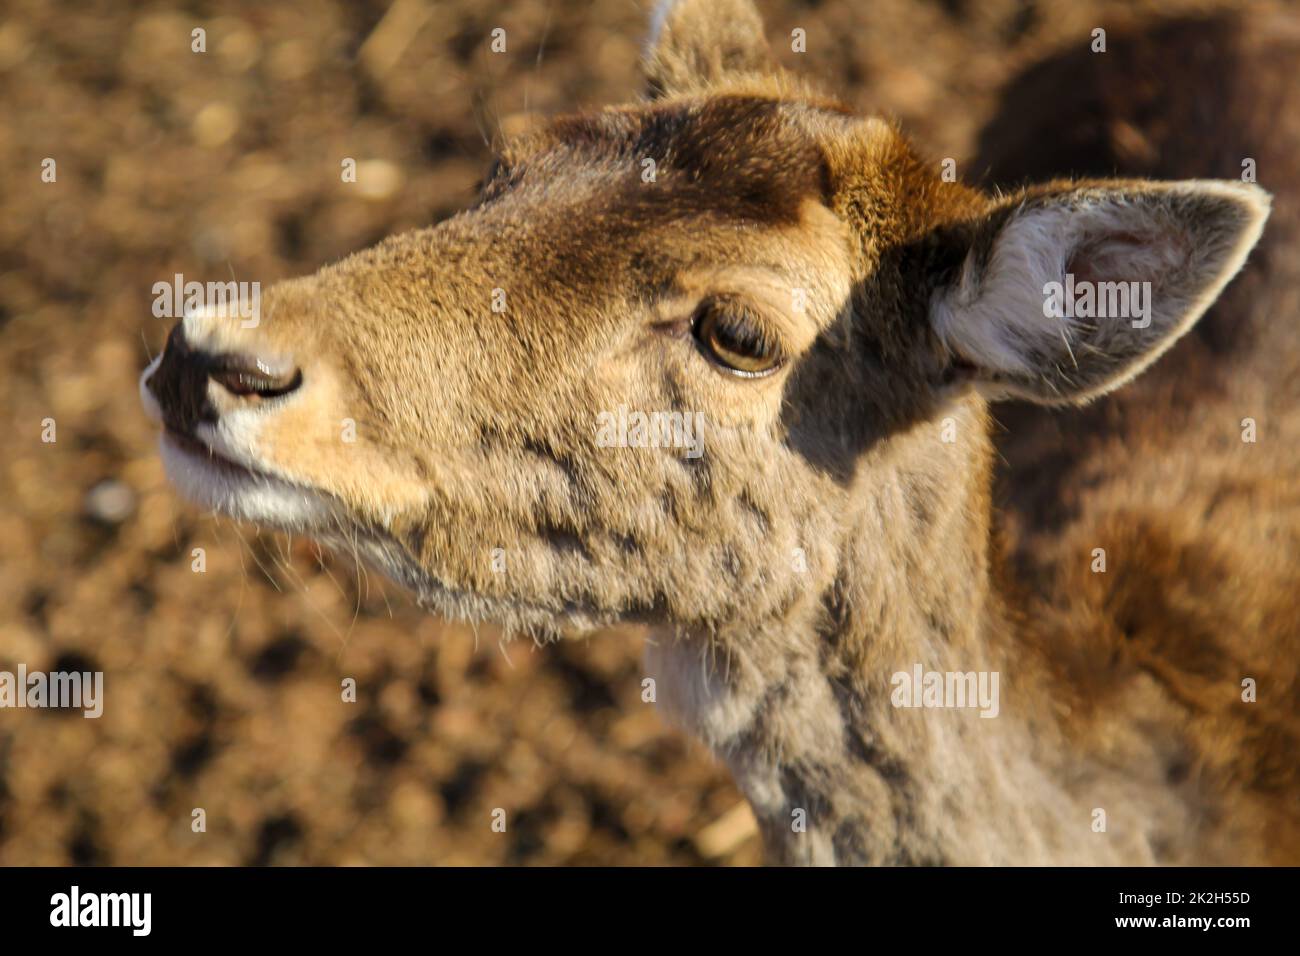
(205, 353, 303, 399)
(141, 323, 302, 434)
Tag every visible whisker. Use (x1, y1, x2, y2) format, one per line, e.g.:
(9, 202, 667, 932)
(244, 532, 283, 593)
(524, 1, 553, 115)
(210, 517, 250, 644)
(496, 635, 516, 670)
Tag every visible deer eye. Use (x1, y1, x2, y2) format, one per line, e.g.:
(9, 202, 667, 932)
(692, 301, 784, 378)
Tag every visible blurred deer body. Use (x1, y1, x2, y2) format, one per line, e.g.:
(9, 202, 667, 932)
(140, 0, 1296, 864)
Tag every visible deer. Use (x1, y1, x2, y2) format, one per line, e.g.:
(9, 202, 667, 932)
(138, 0, 1300, 865)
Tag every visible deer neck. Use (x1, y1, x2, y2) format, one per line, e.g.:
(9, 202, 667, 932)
(647, 397, 1146, 865)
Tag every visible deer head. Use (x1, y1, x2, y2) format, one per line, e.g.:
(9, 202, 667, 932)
(140, 0, 1265, 632)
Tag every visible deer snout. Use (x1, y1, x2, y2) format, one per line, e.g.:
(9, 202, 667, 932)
(141, 321, 302, 437)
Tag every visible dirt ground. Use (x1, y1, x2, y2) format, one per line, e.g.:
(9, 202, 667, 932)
(0, 0, 1271, 865)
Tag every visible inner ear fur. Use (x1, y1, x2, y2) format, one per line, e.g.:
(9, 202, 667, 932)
(931, 179, 1270, 405)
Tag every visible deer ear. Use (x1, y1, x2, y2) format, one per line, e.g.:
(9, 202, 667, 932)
(930, 181, 1270, 405)
(644, 0, 774, 98)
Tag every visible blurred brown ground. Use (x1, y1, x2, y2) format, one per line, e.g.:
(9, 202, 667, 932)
(0, 0, 1267, 865)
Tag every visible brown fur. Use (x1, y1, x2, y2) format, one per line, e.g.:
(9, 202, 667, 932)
(140, 1, 1296, 864)
(981, 11, 1300, 864)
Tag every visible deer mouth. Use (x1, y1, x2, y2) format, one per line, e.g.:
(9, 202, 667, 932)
(156, 424, 333, 532)
(158, 408, 616, 638)
(162, 426, 260, 479)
